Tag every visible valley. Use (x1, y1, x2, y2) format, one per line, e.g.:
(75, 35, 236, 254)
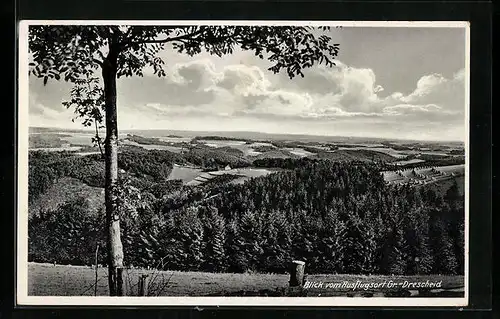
(27, 127, 466, 296)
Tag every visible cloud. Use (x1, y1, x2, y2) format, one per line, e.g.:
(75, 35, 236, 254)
(215, 65, 271, 94)
(133, 59, 465, 129)
(29, 93, 57, 118)
(147, 61, 314, 118)
(28, 92, 80, 128)
(169, 59, 220, 89)
(383, 103, 443, 114)
(400, 69, 465, 112)
(28, 52, 466, 140)
(381, 103, 462, 120)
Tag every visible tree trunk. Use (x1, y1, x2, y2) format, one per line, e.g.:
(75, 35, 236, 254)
(103, 48, 124, 296)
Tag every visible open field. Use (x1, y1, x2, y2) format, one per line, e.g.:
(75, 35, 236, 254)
(186, 167, 281, 186)
(29, 131, 464, 166)
(156, 136, 192, 143)
(167, 164, 203, 183)
(338, 146, 408, 159)
(199, 139, 266, 156)
(434, 164, 465, 175)
(283, 147, 316, 157)
(30, 146, 84, 152)
(28, 263, 464, 297)
(382, 164, 465, 185)
(313, 149, 397, 162)
(393, 159, 426, 166)
(121, 139, 184, 153)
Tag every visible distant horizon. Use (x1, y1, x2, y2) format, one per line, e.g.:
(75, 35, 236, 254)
(28, 125, 465, 144)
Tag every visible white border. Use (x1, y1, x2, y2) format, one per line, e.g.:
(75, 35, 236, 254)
(463, 22, 471, 307)
(17, 20, 470, 307)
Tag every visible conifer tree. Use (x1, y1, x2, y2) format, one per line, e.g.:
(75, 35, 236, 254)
(274, 211, 293, 272)
(408, 207, 434, 274)
(340, 209, 372, 274)
(381, 219, 409, 275)
(225, 219, 248, 273)
(445, 180, 462, 212)
(155, 212, 184, 270)
(176, 208, 205, 271)
(202, 207, 227, 272)
(239, 211, 263, 271)
(320, 210, 347, 273)
(358, 222, 379, 275)
(455, 219, 465, 275)
(430, 217, 458, 274)
(260, 212, 278, 271)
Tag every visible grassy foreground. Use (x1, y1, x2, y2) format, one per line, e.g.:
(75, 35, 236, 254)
(28, 262, 464, 297)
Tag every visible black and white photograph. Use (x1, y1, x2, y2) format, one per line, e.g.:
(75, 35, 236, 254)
(17, 20, 469, 306)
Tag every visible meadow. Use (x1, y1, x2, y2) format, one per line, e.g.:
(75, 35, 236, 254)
(167, 164, 203, 183)
(28, 263, 464, 297)
(185, 167, 281, 186)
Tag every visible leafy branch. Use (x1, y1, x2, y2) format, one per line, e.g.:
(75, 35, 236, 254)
(114, 172, 150, 220)
(61, 75, 105, 157)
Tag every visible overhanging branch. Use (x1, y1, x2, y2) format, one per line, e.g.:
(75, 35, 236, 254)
(122, 28, 205, 47)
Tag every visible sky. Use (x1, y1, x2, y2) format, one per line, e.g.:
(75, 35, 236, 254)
(28, 25, 467, 141)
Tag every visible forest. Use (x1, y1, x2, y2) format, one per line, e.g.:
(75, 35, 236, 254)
(28, 148, 465, 276)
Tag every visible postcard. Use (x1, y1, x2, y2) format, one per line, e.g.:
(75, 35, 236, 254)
(17, 20, 469, 307)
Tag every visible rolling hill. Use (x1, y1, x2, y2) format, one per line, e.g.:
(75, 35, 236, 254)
(311, 149, 397, 162)
(250, 149, 301, 160)
(29, 177, 104, 217)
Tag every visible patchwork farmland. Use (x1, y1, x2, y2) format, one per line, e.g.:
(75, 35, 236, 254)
(382, 164, 465, 185)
